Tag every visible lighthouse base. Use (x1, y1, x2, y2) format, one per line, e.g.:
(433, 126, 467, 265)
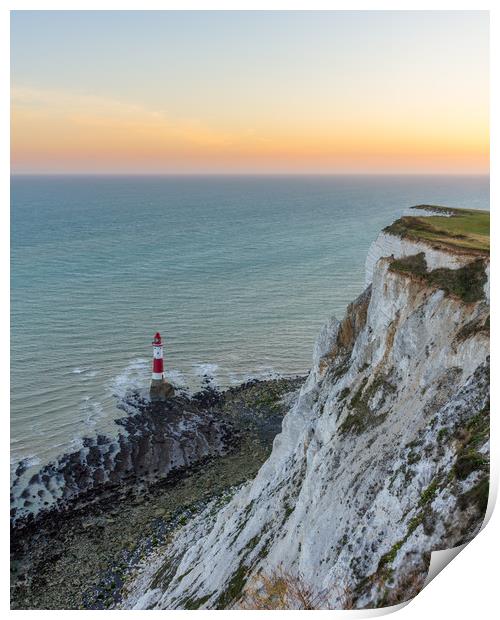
(150, 378, 175, 400)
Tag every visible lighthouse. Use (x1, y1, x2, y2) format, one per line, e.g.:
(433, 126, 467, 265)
(150, 332, 174, 400)
(152, 332, 164, 381)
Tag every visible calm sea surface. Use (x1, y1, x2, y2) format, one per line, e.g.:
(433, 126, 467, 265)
(11, 175, 489, 470)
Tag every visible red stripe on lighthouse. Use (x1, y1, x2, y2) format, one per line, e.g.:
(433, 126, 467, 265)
(153, 357, 164, 373)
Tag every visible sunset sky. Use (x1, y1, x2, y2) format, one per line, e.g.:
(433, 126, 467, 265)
(11, 11, 489, 174)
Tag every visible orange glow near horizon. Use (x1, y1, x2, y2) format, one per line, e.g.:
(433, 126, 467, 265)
(11, 87, 489, 174)
(11, 12, 489, 174)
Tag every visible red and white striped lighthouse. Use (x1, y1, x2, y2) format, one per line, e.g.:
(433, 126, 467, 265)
(150, 332, 174, 399)
(151, 332, 164, 381)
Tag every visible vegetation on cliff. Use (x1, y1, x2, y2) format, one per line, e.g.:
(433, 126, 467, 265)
(384, 206, 489, 253)
(388, 252, 488, 302)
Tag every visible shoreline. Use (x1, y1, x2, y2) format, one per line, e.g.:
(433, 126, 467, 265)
(11, 375, 305, 610)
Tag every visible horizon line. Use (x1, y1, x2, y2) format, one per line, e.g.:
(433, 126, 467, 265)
(10, 171, 490, 178)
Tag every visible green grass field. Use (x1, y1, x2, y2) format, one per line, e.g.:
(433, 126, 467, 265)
(385, 205, 489, 253)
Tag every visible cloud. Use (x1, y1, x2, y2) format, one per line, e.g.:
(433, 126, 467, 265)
(11, 85, 236, 150)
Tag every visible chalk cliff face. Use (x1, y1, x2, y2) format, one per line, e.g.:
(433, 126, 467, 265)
(365, 230, 490, 301)
(121, 229, 490, 610)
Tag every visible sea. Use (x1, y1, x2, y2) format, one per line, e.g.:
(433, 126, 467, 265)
(11, 174, 489, 473)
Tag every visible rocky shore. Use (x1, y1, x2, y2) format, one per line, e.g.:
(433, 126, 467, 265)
(10, 376, 304, 610)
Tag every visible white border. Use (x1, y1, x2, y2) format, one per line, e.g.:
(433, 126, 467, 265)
(2, 3, 496, 618)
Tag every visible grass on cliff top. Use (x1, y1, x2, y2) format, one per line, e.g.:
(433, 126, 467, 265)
(384, 206, 489, 254)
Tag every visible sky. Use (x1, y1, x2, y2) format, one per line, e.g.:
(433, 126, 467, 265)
(11, 11, 489, 174)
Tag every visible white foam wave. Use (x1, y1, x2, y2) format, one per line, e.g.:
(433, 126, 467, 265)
(193, 362, 219, 376)
(193, 362, 219, 386)
(67, 435, 86, 453)
(164, 369, 188, 388)
(11, 454, 41, 470)
(254, 366, 280, 380)
(109, 357, 150, 399)
(228, 366, 280, 385)
(80, 395, 105, 428)
(71, 366, 99, 379)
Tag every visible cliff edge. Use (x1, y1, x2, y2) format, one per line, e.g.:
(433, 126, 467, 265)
(120, 207, 490, 610)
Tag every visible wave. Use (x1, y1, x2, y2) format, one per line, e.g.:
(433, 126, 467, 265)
(228, 366, 280, 385)
(164, 369, 188, 388)
(71, 367, 99, 379)
(108, 357, 150, 399)
(11, 454, 41, 470)
(192, 362, 219, 386)
(80, 395, 105, 428)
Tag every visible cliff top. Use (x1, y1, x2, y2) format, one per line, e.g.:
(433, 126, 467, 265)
(384, 205, 489, 254)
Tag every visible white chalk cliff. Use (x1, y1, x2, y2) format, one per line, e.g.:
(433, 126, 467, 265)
(121, 222, 490, 610)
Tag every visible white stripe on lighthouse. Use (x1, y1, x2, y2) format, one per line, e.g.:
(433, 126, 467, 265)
(152, 372, 163, 380)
